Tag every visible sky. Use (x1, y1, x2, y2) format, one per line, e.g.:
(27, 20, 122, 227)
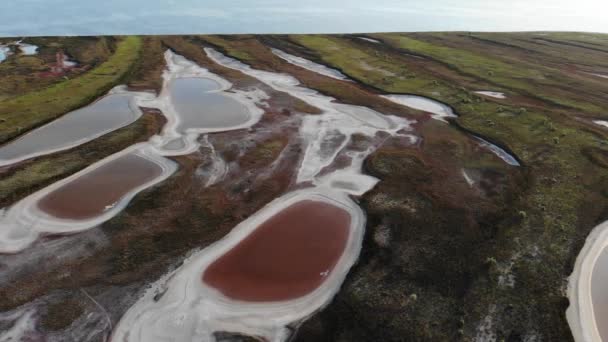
(0, 0, 607, 37)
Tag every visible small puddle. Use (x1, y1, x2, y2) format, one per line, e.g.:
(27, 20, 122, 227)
(18, 42, 38, 55)
(0, 92, 145, 166)
(169, 78, 251, 132)
(271, 48, 350, 81)
(203, 200, 350, 302)
(37, 153, 164, 220)
(0, 51, 266, 254)
(0, 41, 37, 62)
(475, 91, 506, 99)
(357, 37, 380, 44)
(381, 94, 457, 122)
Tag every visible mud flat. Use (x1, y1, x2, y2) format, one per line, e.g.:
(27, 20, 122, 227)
(0, 306, 37, 341)
(380, 94, 457, 122)
(112, 189, 365, 341)
(474, 91, 506, 99)
(0, 145, 176, 254)
(0, 88, 154, 167)
(568, 220, 608, 342)
(271, 48, 350, 81)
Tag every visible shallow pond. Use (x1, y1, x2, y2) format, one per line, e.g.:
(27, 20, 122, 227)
(203, 200, 351, 302)
(474, 136, 520, 166)
(37, 153, 164, 220)
(357, 37, 380, 44)
(0, 94, 142, 166)
(169, 77, 251, 132)
(594, 120, 608, 129)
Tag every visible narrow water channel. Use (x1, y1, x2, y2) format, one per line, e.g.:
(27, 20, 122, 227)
(268, 47, 521, 169)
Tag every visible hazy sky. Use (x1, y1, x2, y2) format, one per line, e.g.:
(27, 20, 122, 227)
(0, 0, 606, 37)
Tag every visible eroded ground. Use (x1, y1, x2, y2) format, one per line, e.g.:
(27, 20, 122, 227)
(0, 32, 608, 341)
